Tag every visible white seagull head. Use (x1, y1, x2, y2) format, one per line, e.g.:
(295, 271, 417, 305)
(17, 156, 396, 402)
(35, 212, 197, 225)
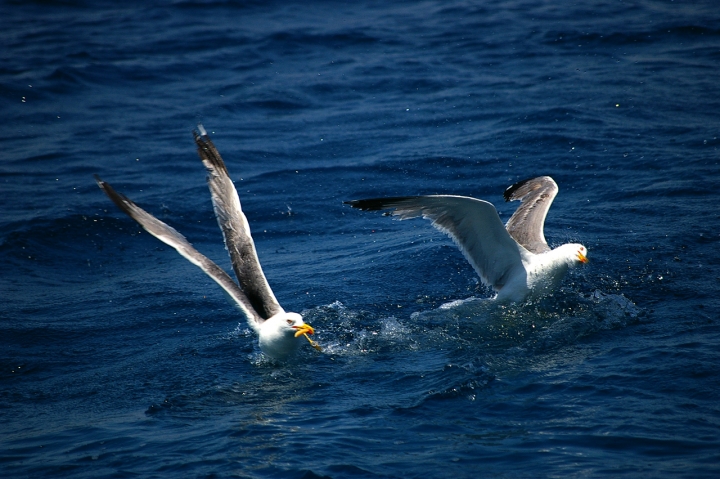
(258, 312, 317, 360)
(567, 243, 589, 265)
(548, 243, 589, 269)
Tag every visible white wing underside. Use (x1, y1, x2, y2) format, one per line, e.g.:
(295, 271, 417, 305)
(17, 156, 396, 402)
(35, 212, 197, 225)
(355, 196, 532, 292)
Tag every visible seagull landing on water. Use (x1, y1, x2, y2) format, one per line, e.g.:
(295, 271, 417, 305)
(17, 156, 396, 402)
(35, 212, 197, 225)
(345, 176, 588, 303)
(95, 126, 320, 360)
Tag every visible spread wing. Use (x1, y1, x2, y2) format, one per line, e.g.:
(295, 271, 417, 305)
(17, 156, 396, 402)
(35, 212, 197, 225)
(95, 175, 265, 327)
(193, 127, 284, 321)
(345, 195, 530, 292)
(503, 176, 558, 254)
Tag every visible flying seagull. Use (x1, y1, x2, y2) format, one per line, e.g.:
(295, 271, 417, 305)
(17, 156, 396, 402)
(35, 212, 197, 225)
(95, 126, 319, 359)
(345, 176, 588, 303)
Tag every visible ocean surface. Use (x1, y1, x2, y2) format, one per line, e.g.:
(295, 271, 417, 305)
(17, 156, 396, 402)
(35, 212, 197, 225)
(2, 0, 720, 477)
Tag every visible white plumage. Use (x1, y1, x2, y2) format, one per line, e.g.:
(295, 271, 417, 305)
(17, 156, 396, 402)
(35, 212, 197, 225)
(346, 176, 588, 303)
(96, 126, 319, 360)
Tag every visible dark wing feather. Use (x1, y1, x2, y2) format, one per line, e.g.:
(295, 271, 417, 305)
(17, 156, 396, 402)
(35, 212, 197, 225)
(503, 176, 558, 254)
(95, 176, 265, 326)
(193, 128, 284, 320)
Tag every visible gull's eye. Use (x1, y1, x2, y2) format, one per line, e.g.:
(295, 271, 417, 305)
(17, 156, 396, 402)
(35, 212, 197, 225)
(286, 319, 293, 325)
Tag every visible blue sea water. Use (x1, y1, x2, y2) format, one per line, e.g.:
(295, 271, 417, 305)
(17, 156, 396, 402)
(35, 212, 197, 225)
(2, 0, 720, 477)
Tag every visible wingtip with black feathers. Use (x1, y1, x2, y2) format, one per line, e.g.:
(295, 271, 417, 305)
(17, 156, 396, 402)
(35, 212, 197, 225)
(344, 196, 420, 211)
(193, 125, 230, 176)
(503, 176, 555, 202)
(503, 177, 534, 202)
(94, 174, 135, 213)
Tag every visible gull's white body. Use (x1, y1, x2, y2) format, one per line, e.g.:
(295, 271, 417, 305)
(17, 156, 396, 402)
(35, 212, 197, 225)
(96, 127, 316, 359)
(347, 176, 588, 303)
(499, 242, 586, 303)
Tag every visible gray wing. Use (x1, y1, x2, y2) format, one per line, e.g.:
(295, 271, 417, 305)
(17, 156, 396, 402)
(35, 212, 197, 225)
(193, 127, 284, 321)
(345, 195, 529, 292)
(95, 176, 265, 328)
(503, 176, 558, 254)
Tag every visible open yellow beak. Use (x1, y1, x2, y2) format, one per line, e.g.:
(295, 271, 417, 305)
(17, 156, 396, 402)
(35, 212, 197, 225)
(293, 324, 322, 352)
(293, 323, 315, 337)
(578, 252, 588, 263)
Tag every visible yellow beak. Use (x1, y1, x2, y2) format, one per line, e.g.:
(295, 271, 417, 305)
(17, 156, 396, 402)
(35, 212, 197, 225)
(293, 323, 315, 337)
(293, 323, 322, 352)
(578, 252, 588, 263)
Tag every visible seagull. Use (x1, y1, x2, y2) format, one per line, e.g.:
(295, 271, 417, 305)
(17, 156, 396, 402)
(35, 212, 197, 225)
(95, 126, 319, 360)
(345, 176, 588, 303)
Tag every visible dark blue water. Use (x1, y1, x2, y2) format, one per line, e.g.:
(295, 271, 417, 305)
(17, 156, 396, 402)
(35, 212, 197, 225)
(2, 0, 720, 477)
